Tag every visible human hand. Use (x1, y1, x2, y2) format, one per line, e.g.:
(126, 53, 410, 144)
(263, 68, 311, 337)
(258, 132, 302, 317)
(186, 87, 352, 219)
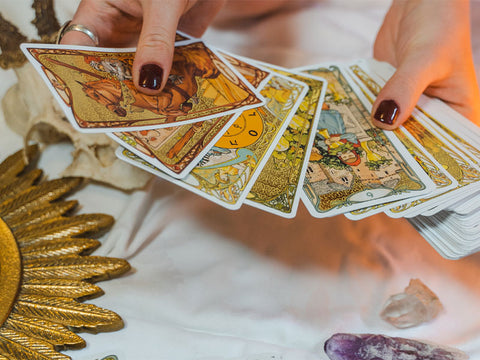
(372, 0, 480, 129)
(60, 0, 226, 95)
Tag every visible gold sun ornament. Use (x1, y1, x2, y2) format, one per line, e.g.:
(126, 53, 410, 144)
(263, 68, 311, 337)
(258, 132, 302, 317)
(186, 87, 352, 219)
(0, 144, 131, 359)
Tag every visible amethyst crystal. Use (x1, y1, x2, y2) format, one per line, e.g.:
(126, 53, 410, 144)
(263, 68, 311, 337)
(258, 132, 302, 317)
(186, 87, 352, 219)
(324, 333, 468, 360)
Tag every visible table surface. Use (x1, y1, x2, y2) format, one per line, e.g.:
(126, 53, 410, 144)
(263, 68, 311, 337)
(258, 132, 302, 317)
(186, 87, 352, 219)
(1, 1, 480, 359)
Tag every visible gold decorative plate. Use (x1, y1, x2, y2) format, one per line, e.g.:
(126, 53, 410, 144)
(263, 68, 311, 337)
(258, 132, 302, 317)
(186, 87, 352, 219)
(0, 145, 130, 359)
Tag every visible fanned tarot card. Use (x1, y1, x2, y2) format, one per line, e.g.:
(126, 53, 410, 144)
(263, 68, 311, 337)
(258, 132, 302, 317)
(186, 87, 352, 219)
(108, 54, 272, 178)
(219, 51, 272, 90)
(109, 114, 238, 178)
(296, 65, 435, 217)
(175, 30, 194, 42)
(350, 60, 480, 218)
(244, 63, 327, 218)
(343, 63, 459, 219)
(116, 73, 308, 209)
(21, 41, 264, 132)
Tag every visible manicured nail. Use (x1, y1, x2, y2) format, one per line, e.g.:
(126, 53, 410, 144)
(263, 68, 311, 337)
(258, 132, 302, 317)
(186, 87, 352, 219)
(139, 64, 163, 90)
(374, 100, 399, 125)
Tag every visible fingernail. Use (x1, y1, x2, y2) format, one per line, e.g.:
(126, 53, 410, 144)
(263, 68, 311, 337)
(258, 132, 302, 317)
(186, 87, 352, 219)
(139, 64, 163, 90)
(374, 100, 399, 125)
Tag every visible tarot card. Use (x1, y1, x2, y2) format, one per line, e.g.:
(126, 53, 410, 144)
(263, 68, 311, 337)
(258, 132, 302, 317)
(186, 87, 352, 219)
(410, 111, 480, 215)
(296, 64, 435, 218)
(343, 63, 459, 219)
(408, 216, 462, 259)
(345, 127, 459, 220)
(364, 58, 480, 144)
(108, 55, 273, 178)
(219, 51, 272, 90)
(412, 99, 480, 215)
(21, 41, 264, 132)
(108, 114, 239, 178)
(416, 98, 480, 156)
(242, 63, 327, 218)
(348, 60, 480, 217)
(117, 73, 308, 209)
(411, 213, 480, 259)
(450, 207, 480, 222)
(367, 59, 480, 167)
(175, 30, 195, 42)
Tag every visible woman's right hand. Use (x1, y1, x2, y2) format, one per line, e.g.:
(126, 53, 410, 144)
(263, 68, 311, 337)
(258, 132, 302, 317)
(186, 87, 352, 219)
(60, 0, 226, 95)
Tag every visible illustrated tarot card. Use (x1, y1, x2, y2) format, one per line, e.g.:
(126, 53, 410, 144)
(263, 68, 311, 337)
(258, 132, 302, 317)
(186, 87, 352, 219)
(219, 51, 274, 91)
(245, 62, 327, 218)
(175, 30, 194, 42)
(354, 59, 480, 217)
(21, 41, 264, 132)
(343, 63, 459, 219)
(296, 64, 435, 217)
(109, 114, 239, 178)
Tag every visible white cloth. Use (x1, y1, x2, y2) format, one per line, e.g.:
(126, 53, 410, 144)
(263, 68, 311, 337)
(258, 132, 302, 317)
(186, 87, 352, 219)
(1, 1, 480, 359)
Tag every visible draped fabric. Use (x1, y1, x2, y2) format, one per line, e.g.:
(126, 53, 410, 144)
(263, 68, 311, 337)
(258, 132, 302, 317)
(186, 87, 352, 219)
(1, 1, 480, 359)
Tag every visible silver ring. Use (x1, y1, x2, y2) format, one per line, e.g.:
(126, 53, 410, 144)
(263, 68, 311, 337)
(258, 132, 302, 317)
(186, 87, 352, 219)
(56, 21, 99, 46)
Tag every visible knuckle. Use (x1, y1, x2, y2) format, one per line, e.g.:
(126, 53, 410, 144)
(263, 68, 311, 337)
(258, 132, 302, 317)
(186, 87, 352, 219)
(140, 31, 172, 51)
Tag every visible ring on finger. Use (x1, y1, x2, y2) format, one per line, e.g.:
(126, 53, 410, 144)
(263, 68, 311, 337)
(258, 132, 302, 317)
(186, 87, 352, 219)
(56, 21, 99, 46)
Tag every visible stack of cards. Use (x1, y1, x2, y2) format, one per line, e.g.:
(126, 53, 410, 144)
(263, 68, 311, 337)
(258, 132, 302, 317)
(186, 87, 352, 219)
(339, 60, 480, 259)
(21, 34, 480, 259)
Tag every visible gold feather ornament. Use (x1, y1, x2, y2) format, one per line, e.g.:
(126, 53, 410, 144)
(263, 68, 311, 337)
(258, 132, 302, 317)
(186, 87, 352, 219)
(0, 144, 131, 359)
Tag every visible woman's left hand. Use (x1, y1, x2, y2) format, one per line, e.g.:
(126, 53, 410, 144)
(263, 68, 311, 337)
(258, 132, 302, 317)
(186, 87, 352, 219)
(372, 0, 480, 129)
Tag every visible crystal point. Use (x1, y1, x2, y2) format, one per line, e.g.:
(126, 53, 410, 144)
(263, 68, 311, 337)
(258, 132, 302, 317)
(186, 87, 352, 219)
(380, 279, 443, 328)
(324, 333, 468, 360)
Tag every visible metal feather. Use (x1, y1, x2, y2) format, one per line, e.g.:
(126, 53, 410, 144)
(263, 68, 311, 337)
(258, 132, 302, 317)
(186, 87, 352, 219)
(5, 314, 85, 349)
(21, 279, 103, 300)
(22, 256, 130, 282)
(20, 238, 100, 260)
(0, 145, 38, 185)
(13, 214, 114, 247)
(0, 177, 83, 220)
(0, 169, 43, 205)
(0, 328, 70, 360)
(14, 295, 124, 332)
(8, 200, 78, 231)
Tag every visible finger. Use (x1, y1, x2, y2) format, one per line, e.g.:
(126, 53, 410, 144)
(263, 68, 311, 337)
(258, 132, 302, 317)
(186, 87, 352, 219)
(133, 0, 187, 95)
(371, 57, 435, 130)
(59, 0, 101, 46)
(178, 0, 226, 37)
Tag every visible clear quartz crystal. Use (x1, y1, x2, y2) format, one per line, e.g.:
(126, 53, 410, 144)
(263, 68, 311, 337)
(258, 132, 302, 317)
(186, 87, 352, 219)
(380, 279, 443, 328)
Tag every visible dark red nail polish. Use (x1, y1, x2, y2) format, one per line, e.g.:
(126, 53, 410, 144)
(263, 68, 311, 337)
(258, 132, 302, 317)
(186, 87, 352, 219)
(374, 100, 399, 125)
(139, 64, 163, 90)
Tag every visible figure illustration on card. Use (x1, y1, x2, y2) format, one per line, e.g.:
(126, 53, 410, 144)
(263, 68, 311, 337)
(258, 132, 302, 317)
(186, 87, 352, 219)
(315, 104, 363, 167)
(85, 55, 133, 81)
(77, 44, 221, 120)
(307, 101, 400, 194)
(26, 41, 262, 130)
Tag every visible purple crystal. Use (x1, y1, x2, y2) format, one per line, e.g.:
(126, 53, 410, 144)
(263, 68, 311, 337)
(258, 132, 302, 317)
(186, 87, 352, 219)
(324, 333, 468, 360)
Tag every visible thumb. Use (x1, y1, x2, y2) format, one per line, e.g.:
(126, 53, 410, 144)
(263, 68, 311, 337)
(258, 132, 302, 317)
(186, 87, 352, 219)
(371, 58, 434, 130)
(133, 0, 185, 95)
